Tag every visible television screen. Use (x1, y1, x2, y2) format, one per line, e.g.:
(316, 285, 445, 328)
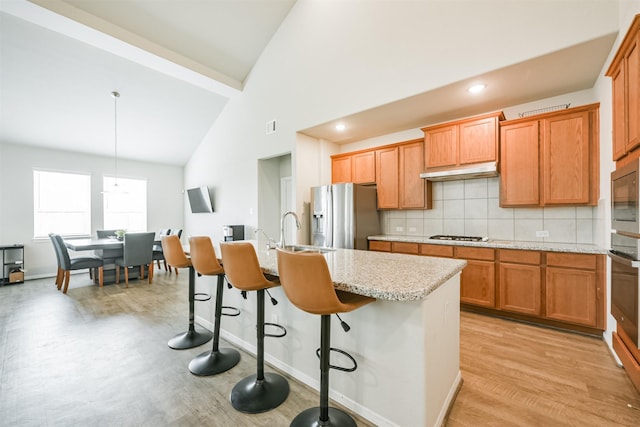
(187, 186, 214, 213)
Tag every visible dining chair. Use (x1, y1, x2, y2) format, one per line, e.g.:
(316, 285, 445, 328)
(167, 229, 183, 274)
(152, 229, 171, 271)
(96, 229, 119, 238)
(49, 234, 104, 293)
(115, 232, 155, 287)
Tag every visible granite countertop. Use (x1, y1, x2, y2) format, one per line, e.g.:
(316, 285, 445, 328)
(251, 244, 467, 302)
(368, 235, 607, 255)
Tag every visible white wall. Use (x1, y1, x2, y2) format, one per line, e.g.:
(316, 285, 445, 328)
(0, 142, 184, 278)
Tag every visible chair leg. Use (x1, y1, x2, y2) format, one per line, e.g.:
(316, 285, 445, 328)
(230, 289, 289, 413)
(148, 263, 153, 284)
(163, 260, 168, 271)
(115, 266, 120, 284)
(63, 271, 71, 294)
(140, 265, 145, 280)
(168, 266, 212, 349)
(289, 315, 357, 427)
(55, 267, 63, 287)
(125, 267, 129, 288)
(99, 267, 104, 287)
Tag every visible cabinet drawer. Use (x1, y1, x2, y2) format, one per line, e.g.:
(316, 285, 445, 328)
(546, 252, 597, 270)
(392, 242, 419, 254)
(455, 246, 495, 261)
(420, 244, 454, 258)
(499, 249, 541, 265)
(369, 241, 391, 252)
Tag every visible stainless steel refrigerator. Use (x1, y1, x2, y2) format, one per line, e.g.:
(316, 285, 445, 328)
(311, 183, 380, 250)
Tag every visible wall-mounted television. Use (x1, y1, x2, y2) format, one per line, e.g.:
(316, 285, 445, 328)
(187, 186, 214, 213)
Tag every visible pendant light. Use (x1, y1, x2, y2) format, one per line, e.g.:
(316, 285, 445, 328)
(111, 90, 121, 189)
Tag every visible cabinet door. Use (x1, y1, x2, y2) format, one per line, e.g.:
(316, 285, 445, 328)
(369, 240, 391, 252)
(460, 260, 495, 307)
(352, 151, 376, 184)
(459, 116, 498, 165)
(612, 63, 628, 160)
(424, 124, 457, 168)
(545, 267, 597, 327)
(499, 263, 541, 315)
(399, 141, 429, 209)
(331, 156, 352, 184)
(627, 37, 640, 153)
(500, 121, 540, 206)
(542, 111, 590, 205)
(375, 146, 399, 209)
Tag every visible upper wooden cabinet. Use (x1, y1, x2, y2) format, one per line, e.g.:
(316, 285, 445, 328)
(331, 150, 376, 184)
(375, 146, 399, 209)
(422, 111, 505, 169)
(607, 14, 640, 161)
(499, 103, 600, 207)
(398, 140, 432, 209)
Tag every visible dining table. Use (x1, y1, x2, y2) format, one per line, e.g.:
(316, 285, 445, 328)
(64, 237, 161, 285)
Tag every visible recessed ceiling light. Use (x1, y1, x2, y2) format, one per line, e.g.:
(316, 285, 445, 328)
(335, 123, 346, 131)
(468, 84, 486, 94)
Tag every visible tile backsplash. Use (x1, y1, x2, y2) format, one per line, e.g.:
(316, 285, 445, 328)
(379, 177, 596, 244)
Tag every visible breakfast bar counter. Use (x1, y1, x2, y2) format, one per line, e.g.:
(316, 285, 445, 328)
(197, 244, 466, 426)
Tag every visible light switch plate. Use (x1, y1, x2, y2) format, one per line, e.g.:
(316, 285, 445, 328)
(536, 230, 549, 237)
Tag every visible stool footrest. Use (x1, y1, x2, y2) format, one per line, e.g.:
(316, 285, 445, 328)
(194, 292, 211, 302)
(315, 347, 357, 372)
(221, 305, 240, 317)
(264, 322, 286, 338)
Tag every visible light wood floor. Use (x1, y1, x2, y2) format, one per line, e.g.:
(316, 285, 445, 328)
(1, 273, 639, 426)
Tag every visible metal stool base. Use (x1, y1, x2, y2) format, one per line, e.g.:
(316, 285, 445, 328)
(168, 329, 213, 350)
(189, 348, 240, 376)
(230, 372, 290, 414)
(291, 406, 357, 427)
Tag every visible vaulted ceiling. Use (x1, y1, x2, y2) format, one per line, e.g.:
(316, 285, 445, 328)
(0, 0, 620, 165)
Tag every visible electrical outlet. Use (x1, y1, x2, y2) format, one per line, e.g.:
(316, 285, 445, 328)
(395, 226, 404, 232)
(536, 230, 549, 238)
(409, 227, 417, 232)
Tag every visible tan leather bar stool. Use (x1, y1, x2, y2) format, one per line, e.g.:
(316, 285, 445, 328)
(220, 242, 289, 414)
(277, 248, 375, 427)
(188, 236, 240, 376)
(162, 235, 213, 349)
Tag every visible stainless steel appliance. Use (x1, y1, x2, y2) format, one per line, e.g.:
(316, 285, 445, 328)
(222, 225, 244, 241)
(611, 158, 640, 237)
(311, 183, 379, 250)
(610, 232, 640, 348)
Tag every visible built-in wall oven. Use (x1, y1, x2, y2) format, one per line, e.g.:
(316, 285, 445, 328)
(610, 233, 640, 347)
(611, 159, 640, 348)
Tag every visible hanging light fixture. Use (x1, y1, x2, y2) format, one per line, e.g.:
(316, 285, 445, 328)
(111, 91, 121, 189)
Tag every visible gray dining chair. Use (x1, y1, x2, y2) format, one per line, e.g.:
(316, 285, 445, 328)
(49, 233, 104, 293)
(115, 232, 155, 287)
(152, 229, 171, 271)
(97, 229, 119, 238)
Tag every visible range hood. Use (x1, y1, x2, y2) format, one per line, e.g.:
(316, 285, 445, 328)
(419, 161, 498, 181)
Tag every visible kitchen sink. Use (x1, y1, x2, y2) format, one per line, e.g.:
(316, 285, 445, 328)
(282, 245, 336, 254)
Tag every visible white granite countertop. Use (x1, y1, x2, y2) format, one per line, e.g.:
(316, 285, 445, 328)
(368, 235, 607, 255)
(251, 245, 467, 302)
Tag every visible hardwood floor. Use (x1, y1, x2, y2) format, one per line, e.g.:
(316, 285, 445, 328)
(1, 273, 639, 426)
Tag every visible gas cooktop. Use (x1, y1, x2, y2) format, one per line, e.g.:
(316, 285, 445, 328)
(429, 235, 488, 242)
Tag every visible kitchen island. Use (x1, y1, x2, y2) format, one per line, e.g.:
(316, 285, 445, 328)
(195, 244, 467, 426)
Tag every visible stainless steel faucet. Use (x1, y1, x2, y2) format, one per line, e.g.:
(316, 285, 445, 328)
(279, 211, 301, 248)
(255, 228, 277, 250)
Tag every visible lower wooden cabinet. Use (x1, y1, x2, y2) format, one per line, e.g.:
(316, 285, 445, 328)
(499, 249, 542, 316)
(545, 252, 603, 328)
(369, 240, 606, 333)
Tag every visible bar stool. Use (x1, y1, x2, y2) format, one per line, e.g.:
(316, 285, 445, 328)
(276, 248, 375, 427)
(162, 235, 213, 349)
(188, 236, 240, 376)
(220, 242, 289, 414)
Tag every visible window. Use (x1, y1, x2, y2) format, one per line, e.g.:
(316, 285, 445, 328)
(33, 170, 91, 238)
(103, 176, 147, 232)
